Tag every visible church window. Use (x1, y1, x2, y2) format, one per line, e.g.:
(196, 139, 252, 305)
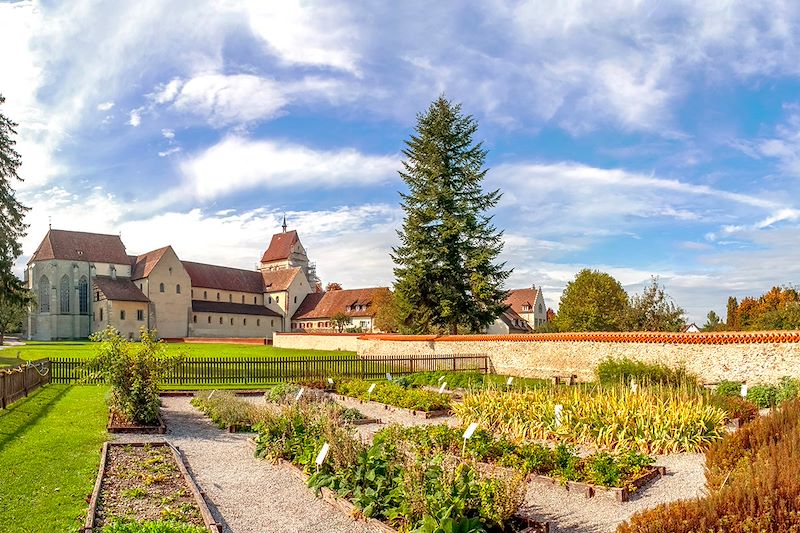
(120, 310, 126, 320)
(137, 310, 144, 321)
(229, 294, 232, 303)
(276, 296, 280, 303)
(241, 295, 245, 303)
(217, 292, 220, 301)
(253, 296, 257, 304)
(79, 277, 89, 314)
(60, 275, 71, 313)
(169, 267, 173, 275)
(257, 319, 260, 327)
(39, 276, 50, 312)
(96, 291, 100, 302)
(243, 318, 247, 326)
(219, 317, 223, 324)
(159, 283, 165, 293)
(176, 284, 181, 294)
(100, 308, 103, 321)
(268, 296, 272, 304)
(294, 296, 297, 303)
(204, 291, 207, 299)
(230, 318, 234, 325)
(193, 315, 197, 323)
(207, 316, 211, 324)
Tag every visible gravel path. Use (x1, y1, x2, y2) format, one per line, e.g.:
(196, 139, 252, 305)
(113, 396, 375, 533)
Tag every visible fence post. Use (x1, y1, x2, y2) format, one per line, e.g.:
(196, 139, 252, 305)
(1, 372, 5, 409)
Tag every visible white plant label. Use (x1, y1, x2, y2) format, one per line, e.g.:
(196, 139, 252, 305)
(741, 384, 748, 397)
(630, 380, 638, 393)
(463, 422, 479, 440)
(368, 383, 376, 394)
(438, 382, 447, 394)
(386, 373, 392, 381)
(295, 388, 305, 402)
(554, 404, 564, 427)
(315, 443, 330, 466)
(208, 389, 216, 400)
(438, 375, 446, 382)
(507, 376, 514, 386)
(327, 378, 334, 385)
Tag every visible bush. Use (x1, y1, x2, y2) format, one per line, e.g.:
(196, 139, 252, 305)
(706, 394, 759, 423)
(776, 376, 800, 404)
(336, 379, 450, 411)
(618, 400, 800, 533)
(396, 371, 548, 391)
(191, 391, 266, 430)
(746, 384, 778, 408)
(714, 380, 743, 397)
(87, 326, 180, 425)
(595, 358, 698, 388)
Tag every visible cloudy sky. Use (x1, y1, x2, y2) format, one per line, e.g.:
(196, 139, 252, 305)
(3, 1, 800, 323)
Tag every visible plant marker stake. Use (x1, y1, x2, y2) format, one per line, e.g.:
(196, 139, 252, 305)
(368, 383, 376, 402)
(327, 378, 334, 385)
(386, 372, 392, 381)
(554, 404, 564, 428)
(462, 422, 479, 456)
(507, 376, 514, 386)
(630, 380, 638, 394)
(208, 389, 216, 400)
(438, 382, 447, 394)
(315, 442, 330, 473)
(438, 375, 446, 382)
(295, 387, 304, 403)
(741, 383, 748, 398)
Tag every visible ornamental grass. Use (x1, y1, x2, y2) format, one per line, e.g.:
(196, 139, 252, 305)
(453, 385, 726, 454)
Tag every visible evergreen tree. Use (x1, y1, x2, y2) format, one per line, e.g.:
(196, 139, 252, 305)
(726, 296, 739, 330)
(0, 95, 30, 310)
(702, 310, 723, 331)
(392, 96, 510, 334)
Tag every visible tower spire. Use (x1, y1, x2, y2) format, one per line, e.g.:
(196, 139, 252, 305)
(282, 213, 287, 233)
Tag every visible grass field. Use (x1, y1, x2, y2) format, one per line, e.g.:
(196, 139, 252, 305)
(2, 341, 356, 366)
(0, 384, 108, 532)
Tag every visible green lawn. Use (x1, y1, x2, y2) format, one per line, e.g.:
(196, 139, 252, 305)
(0, 384, 108, 532)
(6, 341, 356, 364)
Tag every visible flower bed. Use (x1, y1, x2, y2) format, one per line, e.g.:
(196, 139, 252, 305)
(454, 386, 727, 453)
(85, 441, 220, 532)
(335, 379, 451, 412)
(253, 404, 546, 532)
(376, 425, 660, 500)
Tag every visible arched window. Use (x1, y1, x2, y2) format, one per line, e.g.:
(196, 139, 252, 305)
(39, 276, 50, 312)
(217, 292, 220, 301)
(268, 296, 272, 304)
(275, 296, 279, 303)
(193, 315, 197, 323)
(253, 296, 257, 304)
(219, 317, 223, 324)
(207, 316, 211, 324)
(60, 275, 71, 313)
(243, 318, 247, 326)
(176, 284, 181, 294)
(230, 318, 234, 325)
(159, 283, 165, 293)
(78, 277, 89, 314)
(100, 308, 103, 321)
(257, 319, 260, 327)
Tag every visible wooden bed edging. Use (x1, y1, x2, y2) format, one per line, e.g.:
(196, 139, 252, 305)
(333, 394, 451, 419)
(528, 465, 667, 502)
(83, 441, 221, 532)
(161, 390, 268, 397)
(107, 411, 167, 434)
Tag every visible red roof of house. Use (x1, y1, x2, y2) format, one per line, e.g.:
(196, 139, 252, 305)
(293, 287, 390, 320)
(30, 229, 130, 265)
(131, 246, 172, 280)
(260, 231, 299, 263)
(505, 287, 541, 314)
(93, 277, 150, 303)
(182, 261, 264, 293)
(191, 300, 281, 317)
(262, 268, 300, 292)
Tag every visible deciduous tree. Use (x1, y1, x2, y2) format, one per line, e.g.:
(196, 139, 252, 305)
(330, 312, 351, 333)
(325, 282, 343, 291)
(372, 289, 400, 333)
(392, 96, 510, 334)
(0, 290, 29, 345)
(555, 269, 629, 332)
(626, 276, 685, 332)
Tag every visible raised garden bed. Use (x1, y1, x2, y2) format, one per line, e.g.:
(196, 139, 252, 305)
(333, 394, 451, 419)
(84, 441, 220, 532)
(107, 410, 166, 434)
(528, 465, 667, 502)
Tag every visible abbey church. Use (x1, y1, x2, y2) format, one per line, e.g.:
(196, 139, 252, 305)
(23, 224, 390, 341)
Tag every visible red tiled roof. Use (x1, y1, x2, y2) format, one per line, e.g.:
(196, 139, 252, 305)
(498, 308, 533, 334)
(260, 231, 299, 263)
(505, 288, 540, 314)
(191, 300, 281, 317)
(30, 229, 130, 265)
(132, 246, 172, 280)
(93, 277, 150, 303)
(182, 261, 263, 293)
(293, 287, 390, 320)
(262, 268, 300, 292)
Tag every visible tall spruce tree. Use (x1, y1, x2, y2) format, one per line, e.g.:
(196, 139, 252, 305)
(392, 96, 510, 334)
(0, 94, 31, 310)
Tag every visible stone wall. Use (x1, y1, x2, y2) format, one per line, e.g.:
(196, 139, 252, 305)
(356, 331, 800, 385)
(273, 333, 362, 352)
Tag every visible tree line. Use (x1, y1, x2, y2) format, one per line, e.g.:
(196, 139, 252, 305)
(702, 286, 800, 332)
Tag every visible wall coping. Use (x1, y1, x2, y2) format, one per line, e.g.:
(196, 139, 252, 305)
(358, 330, 800, 345)
(274, 332, 367, 337)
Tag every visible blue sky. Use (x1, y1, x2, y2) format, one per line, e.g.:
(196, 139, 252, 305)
(3, 1, 800, 323)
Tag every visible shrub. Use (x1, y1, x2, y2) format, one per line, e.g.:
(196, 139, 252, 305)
(746, 384, 778, 408)
(618, 400, 800, 533)
(191, 391, 265, 430)
(336, 379, 450, 411)
(595, 357, 698, 388)
(706, 395, 759, 423)
(776, 376, 800, 404)
(453, 386, 726, 453)
(714, 380, 743, 397)
(87, 326, 180, 425)
(396, 371, 548, 391)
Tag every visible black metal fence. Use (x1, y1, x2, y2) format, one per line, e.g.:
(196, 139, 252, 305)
(50, 354, 488, 387)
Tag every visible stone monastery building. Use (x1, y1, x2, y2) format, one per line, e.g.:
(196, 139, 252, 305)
(24, 225, 389, 341)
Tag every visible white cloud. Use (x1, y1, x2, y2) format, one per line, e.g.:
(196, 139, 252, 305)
(158, 147, 181, 157)
(97, 101, 114, 111)
(177, 136, 398, 200)
(161, 128, 175, 139)
(127, 108, 142, 127)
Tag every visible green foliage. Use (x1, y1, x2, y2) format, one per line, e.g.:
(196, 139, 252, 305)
(336, 379, 450, 411)
(395, 371, 548, 391)
(555, 269, 629, 332)
(595, 358, 698, 388)
(625, 277, 685, 332)
(619, 400, 800, 533)
(392, 96, 510, 335)
(714, 380, 742, 397)
(102, 520, 208, 533)
(702, 310, 724, 331)
(191, 391, 263, 430)
(706, 394, 759, 423)
(330, 312, 351, 333)
(87, 326, 181, 424)
(746, 384, 778, 408)
(0, 290, 29, 345)
(264, 382, 300, 403)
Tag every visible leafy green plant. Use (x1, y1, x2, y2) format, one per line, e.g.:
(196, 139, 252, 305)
(776, 376, 800, 404)
(595, 357, 698, 388)
(336, 379, 450, 411)
(746, 384, 778, 408)
(86, 326, 181, 424)
(714, 380, 743, 397)
(102, 520, 207, 532)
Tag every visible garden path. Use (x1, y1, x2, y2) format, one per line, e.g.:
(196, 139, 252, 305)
(113, 396, 375, 533)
